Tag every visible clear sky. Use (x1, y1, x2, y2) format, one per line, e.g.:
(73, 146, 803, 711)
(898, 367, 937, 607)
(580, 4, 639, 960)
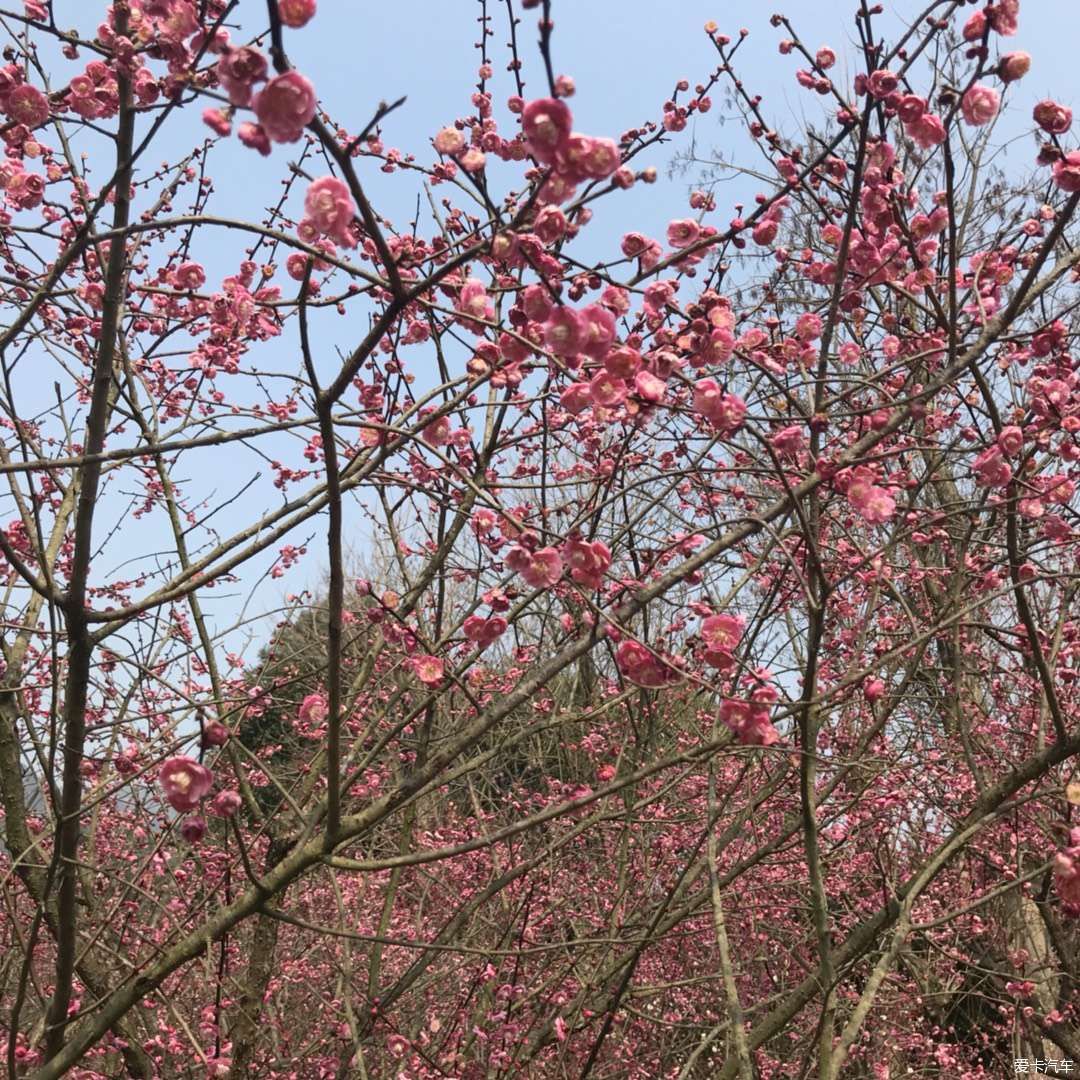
(42, 0, 1080, 657)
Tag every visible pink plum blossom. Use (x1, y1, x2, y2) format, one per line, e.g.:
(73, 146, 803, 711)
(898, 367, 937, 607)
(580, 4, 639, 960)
(578, 304, 615, 359)
(201, 721, 230, 747)
(253, 71, 317, 143)
(998, 51, 1030, 82)
(216, 47, 268, 107)
(973, 445, 1012, 487)
(302, 176, 357, 248)
(720, 699, 780, 746)
(172, 262, 206, 290)
(521, 97, 572, 164)
(457, 278, 494, 326)
(299, 693, 328, 726)
(544, 307, 584, 357)
(998, 425, 1024, 455)
(412, 654, 445, 686)
(634, 370, 666, 404)
(158, 756, 214, 812)
(1034, 100, 1072, 134)
(701, 613, 744, 653)
(588, 370, 628, 408)
(905, 112, 946, 149)
(961, 84, 1000, 127)
(434, 126, 466, 155)
(180, 815, 207, 843)
(462, 615, 508, 647)
(278, 0, 316, 28)
(7, 84, 48, 127)
(845, 467, 896, 524)
(209, 790, 242, 818)
(988, 0, 1019, 36)
(506, 544, 563, 588)
(615, 640, 683, 688)
(563, 538, 612, 589)
(667, 219, 700, 248)
(237, 121, 271, 156)
(1053, 152, 1080, 194)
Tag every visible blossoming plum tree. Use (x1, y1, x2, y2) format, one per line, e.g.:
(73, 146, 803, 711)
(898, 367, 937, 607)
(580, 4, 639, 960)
(1, 0, 1080, 1076)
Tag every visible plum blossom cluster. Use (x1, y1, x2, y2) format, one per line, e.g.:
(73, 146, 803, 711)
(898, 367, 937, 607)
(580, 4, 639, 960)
(719, 697, 779, 747)
(506, 541, 564, 589)
(699, 612, 744, 671)
(839, 466, 896, 525)
(158, 747, 240, 843)
(0, 67, 49, 211)
(204, 36, 318, 154)
(693, 380, 747, 434)
(505, 534, 612, 592)
(614, 639, 685, 689)
(463, 613, 509, 647)
(0, 160, 45, 211)
(544, 292, 701, 419)
(299, 176, 357, 249)
(520, 96, 623, 204)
